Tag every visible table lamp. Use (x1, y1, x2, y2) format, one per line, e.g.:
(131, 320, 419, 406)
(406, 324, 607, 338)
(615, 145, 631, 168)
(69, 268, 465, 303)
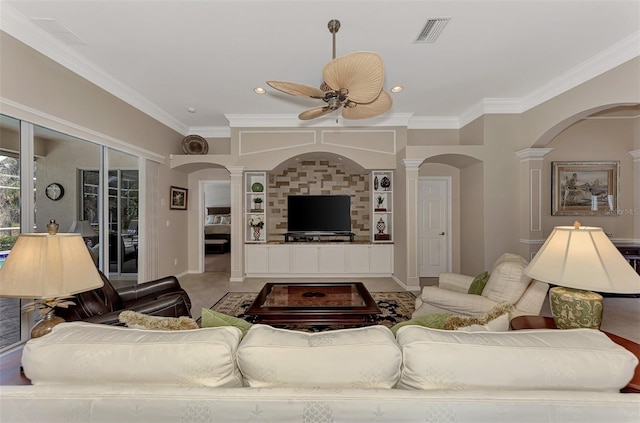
(0, 220, 104, 337)
(524, 221, 640, 329)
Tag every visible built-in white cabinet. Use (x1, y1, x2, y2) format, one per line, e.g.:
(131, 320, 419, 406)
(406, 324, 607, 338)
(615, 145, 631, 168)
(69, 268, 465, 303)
(245, 244, 393, 277)
(371, 171, 392, 242)
(245, 172, 266, 243)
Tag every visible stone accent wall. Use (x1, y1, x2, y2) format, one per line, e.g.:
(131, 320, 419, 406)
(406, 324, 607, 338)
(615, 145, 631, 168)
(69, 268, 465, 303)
(267, 160, 370, 241)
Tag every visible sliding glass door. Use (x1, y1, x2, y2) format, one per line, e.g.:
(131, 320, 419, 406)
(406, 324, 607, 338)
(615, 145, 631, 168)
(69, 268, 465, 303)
(0, 115, 24, 350)
(0, 114, 143, 351)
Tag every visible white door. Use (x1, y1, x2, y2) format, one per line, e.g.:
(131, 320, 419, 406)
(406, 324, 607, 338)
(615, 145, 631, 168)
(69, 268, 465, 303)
(418, 178, 451, 277)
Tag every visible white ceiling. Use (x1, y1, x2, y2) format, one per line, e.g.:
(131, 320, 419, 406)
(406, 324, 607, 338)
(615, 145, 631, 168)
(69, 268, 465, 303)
(2, 1, 639, 137)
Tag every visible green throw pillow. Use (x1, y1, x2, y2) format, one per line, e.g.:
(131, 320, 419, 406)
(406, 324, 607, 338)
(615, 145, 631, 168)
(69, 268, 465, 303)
(390, 313, 452, 336)
(468, 271, 489, 295)
(201, 308, 253, 336)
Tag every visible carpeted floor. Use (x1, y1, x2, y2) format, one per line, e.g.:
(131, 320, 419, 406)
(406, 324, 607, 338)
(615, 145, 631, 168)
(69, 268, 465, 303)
(211, 291, 416, 331)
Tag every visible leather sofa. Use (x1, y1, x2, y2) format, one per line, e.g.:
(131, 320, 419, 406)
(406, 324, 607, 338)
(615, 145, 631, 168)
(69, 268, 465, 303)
(56, 271, 192, 325)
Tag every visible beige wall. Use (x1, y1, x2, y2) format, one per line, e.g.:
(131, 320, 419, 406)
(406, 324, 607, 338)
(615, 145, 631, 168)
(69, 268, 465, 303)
(543, 118, 638, 237)
(459, 162, 485, 274)
(0, 32, 191, 281)
(2, 29, 638, 285)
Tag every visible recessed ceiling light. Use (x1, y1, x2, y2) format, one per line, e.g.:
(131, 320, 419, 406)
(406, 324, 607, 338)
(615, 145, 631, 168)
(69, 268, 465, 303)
(391, 86, 404, 93)
(187, 107, 197, 113)
(254, 87, 266, 94)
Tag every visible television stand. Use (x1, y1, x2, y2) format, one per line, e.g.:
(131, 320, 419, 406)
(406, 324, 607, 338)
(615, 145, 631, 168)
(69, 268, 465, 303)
(285, 232, 355, 243)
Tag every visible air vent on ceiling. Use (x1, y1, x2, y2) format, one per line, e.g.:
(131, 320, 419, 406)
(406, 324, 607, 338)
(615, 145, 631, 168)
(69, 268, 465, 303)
(31, 18, 86, 46)
(415, 17, 451, 43)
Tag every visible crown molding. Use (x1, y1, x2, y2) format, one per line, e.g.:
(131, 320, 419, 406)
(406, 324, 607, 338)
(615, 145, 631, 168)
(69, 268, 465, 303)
(225, 113, 413, 128)
(458, 31, 640, 124)
(0, 4, 188, 136)
(520, 31, 640, 112)
(2, 2, 637, 133)
(407, 116, 460, 129)
(188, 126, 231, 138)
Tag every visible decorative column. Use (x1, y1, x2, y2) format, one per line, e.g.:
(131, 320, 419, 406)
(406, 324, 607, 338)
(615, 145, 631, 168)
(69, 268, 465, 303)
(226, 166, 244, 282)
(400, 159, 423, 291)
(515, 148, 553, 260)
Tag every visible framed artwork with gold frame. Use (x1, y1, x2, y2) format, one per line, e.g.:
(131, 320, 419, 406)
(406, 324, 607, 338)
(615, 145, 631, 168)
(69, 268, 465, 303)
(551, 161, 618, 216)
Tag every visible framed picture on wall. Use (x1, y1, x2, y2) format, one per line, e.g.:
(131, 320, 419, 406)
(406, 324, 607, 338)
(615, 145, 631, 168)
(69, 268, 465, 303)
(170, 186, 188, 210)
(551, 161, 619, 216)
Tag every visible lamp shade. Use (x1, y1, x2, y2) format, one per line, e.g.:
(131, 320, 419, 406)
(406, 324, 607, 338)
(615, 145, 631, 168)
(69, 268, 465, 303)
(524, 225, 640, 294)
(0, 233, 104, 298)
(69, 220, 96, 238)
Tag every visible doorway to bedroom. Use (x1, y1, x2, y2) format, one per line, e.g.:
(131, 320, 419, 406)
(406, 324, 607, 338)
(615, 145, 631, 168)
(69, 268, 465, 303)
(203, 181, 231, 273)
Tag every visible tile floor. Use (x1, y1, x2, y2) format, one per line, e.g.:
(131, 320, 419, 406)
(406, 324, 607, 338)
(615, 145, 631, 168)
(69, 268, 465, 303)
(180, 253, 640, 343)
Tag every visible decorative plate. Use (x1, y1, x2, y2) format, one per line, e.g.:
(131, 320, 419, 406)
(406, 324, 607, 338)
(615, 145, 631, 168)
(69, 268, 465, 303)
(181, 135, 209, 155)
(251, 182, 264, 192)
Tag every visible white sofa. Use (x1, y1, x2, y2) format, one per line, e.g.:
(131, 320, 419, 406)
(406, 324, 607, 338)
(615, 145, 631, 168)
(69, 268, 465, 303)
(413, 253, 550, 319)
(1, 322, 639, 423)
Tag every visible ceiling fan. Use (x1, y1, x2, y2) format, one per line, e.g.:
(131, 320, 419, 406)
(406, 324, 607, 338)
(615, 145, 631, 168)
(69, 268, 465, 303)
(267, 19, 392, 121)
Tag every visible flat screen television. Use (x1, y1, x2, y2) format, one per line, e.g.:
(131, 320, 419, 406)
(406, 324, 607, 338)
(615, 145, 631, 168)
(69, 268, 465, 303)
(287, 195, 351, 233)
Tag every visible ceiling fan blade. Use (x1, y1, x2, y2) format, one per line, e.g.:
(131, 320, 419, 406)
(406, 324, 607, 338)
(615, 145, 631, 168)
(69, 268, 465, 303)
(322, 52, 384, 104)
(299, 105, 334, 120)
(342, 90, 393, 120)
(266, 81, 325, 99)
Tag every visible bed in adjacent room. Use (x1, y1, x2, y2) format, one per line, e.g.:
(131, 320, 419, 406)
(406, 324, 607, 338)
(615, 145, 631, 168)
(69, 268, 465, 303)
(205, 207, 231, 253)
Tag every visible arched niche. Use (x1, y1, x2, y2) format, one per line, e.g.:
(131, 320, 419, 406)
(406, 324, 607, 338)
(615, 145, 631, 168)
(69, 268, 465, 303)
(531, 104, 639, 238)
(533, 103, 640, 148)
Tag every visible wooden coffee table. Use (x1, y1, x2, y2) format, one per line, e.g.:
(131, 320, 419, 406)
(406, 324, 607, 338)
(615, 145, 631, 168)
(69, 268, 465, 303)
(246, 282, 381, 326)
(510, 315, 640, 393)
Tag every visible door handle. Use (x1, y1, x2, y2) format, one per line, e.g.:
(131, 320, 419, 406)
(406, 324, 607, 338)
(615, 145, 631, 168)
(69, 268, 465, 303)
(439, 232, 445, 235)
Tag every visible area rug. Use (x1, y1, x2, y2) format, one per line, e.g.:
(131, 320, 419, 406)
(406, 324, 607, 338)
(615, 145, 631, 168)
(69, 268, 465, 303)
(210, 291, 416, 331)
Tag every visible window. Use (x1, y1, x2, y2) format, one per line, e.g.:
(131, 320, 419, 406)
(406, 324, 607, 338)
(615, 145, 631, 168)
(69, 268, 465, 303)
(0, 115, 23, 350)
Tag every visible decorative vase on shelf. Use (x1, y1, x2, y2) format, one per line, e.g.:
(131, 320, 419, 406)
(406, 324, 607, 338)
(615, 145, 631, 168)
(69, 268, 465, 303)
(380, 176, 391, 191)
(253, 226, 261, 241)
(376, 218, 386, 234)
(374, 176, 379, 190)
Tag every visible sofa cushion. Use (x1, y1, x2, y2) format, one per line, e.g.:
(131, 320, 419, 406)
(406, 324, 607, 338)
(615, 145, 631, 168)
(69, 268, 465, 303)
(482, 253, 531, 303)
(396, 326, 638, 391)
(467, 271, 489, 295)
(390, 313, 452, 335)
(443, 303, 513, 331)
(236, 324, 402, 389)
(118, 310, 199, 330)
(201, 308, 253, 336)
(22, 322, 243, 387)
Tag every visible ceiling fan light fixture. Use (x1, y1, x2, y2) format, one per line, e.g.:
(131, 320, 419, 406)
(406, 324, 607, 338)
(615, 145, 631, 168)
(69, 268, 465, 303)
(267, 19, 392, 121)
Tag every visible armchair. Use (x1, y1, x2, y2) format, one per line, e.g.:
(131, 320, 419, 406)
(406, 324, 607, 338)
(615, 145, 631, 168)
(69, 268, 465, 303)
(56, 271, 192, 325)
(412, 253, 549, 319)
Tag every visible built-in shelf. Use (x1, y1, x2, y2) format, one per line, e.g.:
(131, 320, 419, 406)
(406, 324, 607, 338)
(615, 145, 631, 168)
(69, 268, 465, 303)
(245, 172, 266, 243)
(245, 243, 394, 277)
(372, 171, 393, 242)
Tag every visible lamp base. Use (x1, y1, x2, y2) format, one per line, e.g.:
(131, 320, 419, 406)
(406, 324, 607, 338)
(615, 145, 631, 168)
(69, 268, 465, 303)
(31, 311, 65, 338)
(549, 286, 603, 329)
